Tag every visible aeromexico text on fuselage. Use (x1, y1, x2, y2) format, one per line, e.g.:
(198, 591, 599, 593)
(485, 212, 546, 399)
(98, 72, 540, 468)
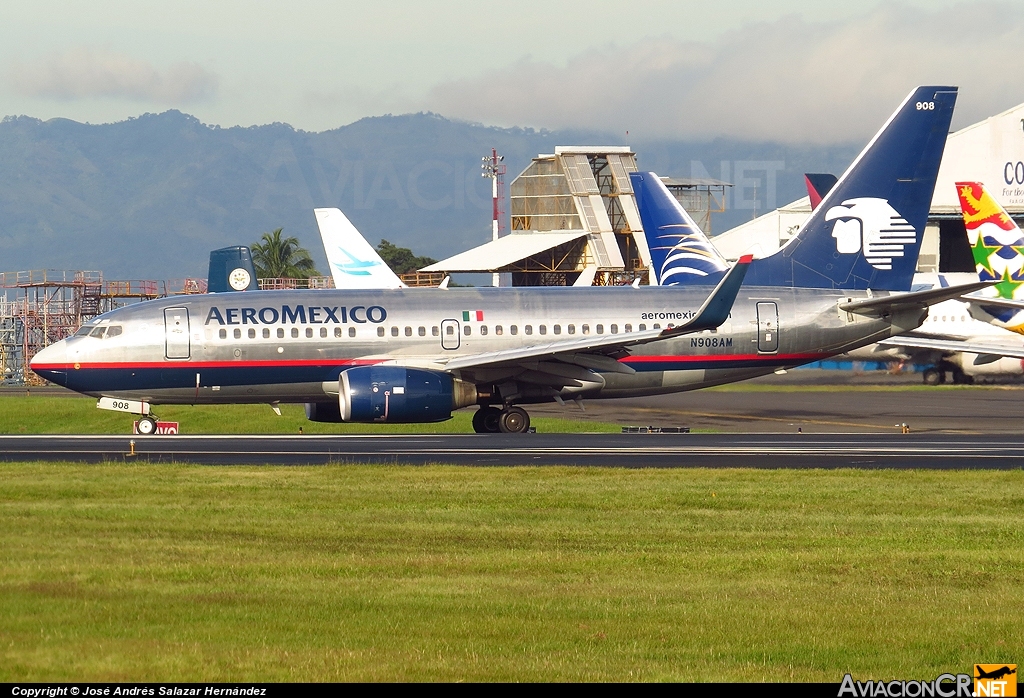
(201, 304, 703, 326)
(205, 304, 387, 326)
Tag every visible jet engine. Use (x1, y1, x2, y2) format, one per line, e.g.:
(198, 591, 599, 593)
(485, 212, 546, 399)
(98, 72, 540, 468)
(316, 366, 477, 423)
(953, 353, 1024, 377)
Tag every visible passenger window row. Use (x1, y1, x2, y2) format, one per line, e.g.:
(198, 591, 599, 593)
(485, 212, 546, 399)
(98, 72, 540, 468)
(218, 326, 358, 340)
(215, 322, 660, 341)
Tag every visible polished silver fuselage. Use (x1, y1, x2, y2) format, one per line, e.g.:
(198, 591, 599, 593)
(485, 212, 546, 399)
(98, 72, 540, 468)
(31, 286, 924, 405)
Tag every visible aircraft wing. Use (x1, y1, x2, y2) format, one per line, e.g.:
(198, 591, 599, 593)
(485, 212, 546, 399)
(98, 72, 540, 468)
(959, 294, 1024, 311)
(440, 255, 752, 373)
(880, 334, 1024, 361)
(314, 208, 407, 289)
(839, 282, 993, 317)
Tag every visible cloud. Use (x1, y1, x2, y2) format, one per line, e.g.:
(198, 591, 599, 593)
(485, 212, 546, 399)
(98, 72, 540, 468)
(424, 2, 1024, 143)
(8, 47, 219, 104)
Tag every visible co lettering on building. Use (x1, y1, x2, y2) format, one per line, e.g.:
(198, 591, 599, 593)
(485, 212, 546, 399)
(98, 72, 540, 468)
(1004, 161, 1024, 186)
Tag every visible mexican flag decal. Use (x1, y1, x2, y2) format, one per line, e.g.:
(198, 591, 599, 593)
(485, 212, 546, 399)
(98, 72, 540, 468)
(462, 310, 484, 321)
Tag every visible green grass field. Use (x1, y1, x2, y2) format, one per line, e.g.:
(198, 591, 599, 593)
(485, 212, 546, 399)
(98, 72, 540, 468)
(0, 395, 618, 434)
(1, 464, 1021, 681)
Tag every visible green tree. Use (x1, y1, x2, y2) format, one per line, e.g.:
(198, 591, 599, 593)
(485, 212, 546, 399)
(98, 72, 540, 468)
(251, 228, 320, 279)
(376, 239, 437, 275)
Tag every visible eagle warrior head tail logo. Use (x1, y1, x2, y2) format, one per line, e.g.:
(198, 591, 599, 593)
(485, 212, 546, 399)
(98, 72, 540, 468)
(956, 181, 1024, 331)
(825, 197, 916, 270)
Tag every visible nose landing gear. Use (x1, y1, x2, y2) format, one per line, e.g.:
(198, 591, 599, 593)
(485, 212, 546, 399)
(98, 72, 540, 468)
(472, 405, 531, 434)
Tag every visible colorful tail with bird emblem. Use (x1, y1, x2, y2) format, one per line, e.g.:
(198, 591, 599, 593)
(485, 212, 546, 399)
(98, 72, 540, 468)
(956, 181, 1024, 332)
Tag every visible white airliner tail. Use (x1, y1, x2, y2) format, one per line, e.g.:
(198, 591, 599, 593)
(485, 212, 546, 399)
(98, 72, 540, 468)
(314, 208, 406, 289)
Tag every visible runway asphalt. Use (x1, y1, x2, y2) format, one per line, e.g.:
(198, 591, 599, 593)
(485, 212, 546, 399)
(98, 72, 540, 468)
(3, 371, 1024, 466)
(2, 433, 1024, 468)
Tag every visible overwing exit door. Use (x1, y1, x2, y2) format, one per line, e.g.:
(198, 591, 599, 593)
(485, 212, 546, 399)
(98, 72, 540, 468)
(164, 307, 190, 359)
(440, 319, 461, 350)
(756, 302, 779, 353)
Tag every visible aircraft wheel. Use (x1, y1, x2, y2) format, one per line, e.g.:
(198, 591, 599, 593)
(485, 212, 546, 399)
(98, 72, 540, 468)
(922, 368, 942, 386)
(472, 406, 502, 433)
(137, 416, 158, 435)
(498, 406, 530, 434)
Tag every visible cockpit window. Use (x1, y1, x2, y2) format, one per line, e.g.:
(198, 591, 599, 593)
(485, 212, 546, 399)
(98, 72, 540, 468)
(79, 325, 122, 339)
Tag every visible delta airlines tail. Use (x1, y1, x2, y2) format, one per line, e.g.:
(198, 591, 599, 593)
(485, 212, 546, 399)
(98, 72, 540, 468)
(314, 208, 406, 289)
(633, 86, 958, 291)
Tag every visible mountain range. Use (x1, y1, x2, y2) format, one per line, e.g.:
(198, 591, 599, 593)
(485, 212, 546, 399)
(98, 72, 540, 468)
(0, 110, 859, 280)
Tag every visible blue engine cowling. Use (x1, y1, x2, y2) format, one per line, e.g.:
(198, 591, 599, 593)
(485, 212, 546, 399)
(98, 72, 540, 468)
(339, 366, 476, 423)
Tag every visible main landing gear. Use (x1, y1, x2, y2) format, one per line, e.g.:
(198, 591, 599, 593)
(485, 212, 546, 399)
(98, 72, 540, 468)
(922, 363, 973, 386)
(472, 405, 531, 434)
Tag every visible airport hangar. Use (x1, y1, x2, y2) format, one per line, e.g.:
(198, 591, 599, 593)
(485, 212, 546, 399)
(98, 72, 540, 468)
(422, 103, 1024, 284)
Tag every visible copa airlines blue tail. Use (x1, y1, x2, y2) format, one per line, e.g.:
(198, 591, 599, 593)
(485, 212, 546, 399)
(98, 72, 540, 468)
(632, 85, 958, 291)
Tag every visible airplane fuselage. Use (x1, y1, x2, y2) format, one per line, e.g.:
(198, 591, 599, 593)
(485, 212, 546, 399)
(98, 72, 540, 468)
(32, 285, 924, 408)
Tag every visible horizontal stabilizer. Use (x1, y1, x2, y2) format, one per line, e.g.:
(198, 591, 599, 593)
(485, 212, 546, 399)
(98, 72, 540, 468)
(960, 294, 1024, 311)
(840, 281, 992, 317)
(881, 334, 1024, 360)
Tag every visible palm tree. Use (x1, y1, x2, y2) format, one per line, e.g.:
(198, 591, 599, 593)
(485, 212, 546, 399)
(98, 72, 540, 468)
(251, 228, 320, 279)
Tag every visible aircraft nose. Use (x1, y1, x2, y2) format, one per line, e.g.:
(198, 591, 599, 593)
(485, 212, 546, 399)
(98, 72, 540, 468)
(30, 340, 69, 386)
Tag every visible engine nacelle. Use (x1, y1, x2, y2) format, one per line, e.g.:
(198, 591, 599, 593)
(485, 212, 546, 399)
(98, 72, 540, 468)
(338, 366, 477, 423)
(954, 353, 1024, 377)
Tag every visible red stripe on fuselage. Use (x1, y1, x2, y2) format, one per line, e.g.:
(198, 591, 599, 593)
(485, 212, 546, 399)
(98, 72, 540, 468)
(31, 358, 383, 371)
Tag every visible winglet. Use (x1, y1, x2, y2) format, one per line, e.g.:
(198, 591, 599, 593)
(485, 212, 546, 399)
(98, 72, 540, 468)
(662, 255, 752, 337)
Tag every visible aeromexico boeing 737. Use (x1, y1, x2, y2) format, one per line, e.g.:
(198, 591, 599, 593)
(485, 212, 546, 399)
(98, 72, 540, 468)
(31, 86, 986, 434)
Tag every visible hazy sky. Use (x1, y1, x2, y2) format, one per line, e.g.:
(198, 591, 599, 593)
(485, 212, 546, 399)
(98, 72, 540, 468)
(3, 0, 1021, 142)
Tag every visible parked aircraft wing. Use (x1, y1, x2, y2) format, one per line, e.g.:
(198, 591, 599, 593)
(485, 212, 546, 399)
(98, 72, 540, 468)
(959, 294, 1024, 311)
(839, 282, 993, 317)
(441, 255, 752, 372)
(314, 208, 407, 289)
(880, 334, 1024, 360)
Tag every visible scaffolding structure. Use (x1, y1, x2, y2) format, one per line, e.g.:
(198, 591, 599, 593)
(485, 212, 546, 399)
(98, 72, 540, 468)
(257, 276, 335, 290)
(0, 270, 207, 385)
(661, 177, 730, 235)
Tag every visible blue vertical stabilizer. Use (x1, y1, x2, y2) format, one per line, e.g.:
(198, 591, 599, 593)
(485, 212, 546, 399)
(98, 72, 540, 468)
(208, 246, 259, 293)
(630, 172, 729, 285)
(632, 86, 957, 291)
